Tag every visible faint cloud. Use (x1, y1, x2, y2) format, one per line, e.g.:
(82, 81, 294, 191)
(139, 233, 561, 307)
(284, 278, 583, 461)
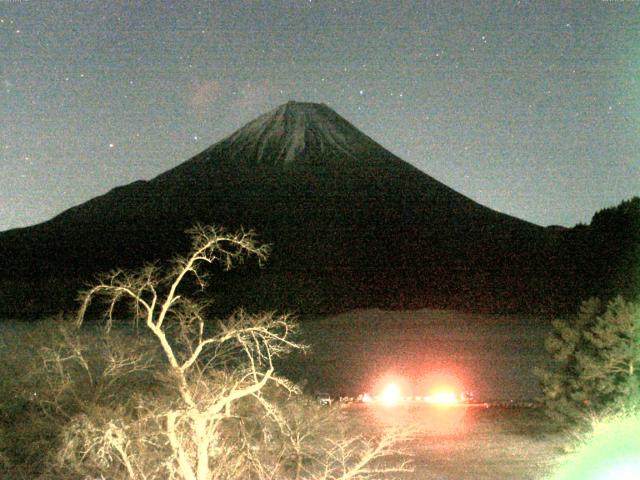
(185, 78, 284, 129)
(188, 79, 277, 119)
(188, 79, 223, 112)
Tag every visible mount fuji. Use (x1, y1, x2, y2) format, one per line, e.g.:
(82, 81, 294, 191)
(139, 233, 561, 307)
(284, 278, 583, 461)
(0, 101, 562, 316)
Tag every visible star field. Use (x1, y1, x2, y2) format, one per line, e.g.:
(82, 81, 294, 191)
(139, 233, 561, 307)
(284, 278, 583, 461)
(1, 0, 638, 231)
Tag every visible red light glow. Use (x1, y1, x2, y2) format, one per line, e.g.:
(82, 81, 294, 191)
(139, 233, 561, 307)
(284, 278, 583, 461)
(420, 372, 464, 404)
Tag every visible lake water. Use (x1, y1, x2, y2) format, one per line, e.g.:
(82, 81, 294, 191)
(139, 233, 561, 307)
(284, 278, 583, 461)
(285, 308, 553, 401)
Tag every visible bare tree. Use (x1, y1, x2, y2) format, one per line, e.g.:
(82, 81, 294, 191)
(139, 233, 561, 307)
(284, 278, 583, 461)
(58, 225, 413, 480)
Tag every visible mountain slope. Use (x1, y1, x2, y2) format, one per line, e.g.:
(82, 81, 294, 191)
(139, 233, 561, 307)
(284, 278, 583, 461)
(0, 101, 558, 316)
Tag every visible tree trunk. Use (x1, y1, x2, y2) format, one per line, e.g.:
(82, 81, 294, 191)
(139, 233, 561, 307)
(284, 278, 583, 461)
(195, 417, 210, 480)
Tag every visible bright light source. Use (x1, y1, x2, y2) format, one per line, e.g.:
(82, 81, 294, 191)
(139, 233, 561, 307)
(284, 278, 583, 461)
(430, 390, 459, 404)
(549, 409, 640, 480)
(601, 461, 640, 480)
(381, 383, 401, 406)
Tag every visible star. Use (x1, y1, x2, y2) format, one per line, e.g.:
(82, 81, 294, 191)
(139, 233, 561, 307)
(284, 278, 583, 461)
(0, 0, 636, 235)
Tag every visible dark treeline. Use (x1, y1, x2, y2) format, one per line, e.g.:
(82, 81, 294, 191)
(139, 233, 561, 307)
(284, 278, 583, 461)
(0, 196, 638, 320)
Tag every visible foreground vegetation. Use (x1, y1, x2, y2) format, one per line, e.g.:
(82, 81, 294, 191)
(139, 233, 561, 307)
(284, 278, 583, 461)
(1, 220, 637, 479)
(0, 226, 410, 479)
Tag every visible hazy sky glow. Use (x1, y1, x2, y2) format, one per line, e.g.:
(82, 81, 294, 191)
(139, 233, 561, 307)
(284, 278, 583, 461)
(1, 0, 638, 231)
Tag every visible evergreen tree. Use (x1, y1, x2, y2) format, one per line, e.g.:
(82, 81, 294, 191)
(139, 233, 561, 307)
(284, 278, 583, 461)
(587, 196, 640, 302)
(537, 296, 640, 425)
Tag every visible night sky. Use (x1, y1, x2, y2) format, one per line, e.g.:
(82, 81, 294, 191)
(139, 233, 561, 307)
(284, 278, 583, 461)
(1, 0, 638, 232)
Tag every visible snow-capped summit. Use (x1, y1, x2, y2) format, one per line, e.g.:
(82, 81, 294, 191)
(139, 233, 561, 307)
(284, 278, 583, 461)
(213, 101, 379, 166)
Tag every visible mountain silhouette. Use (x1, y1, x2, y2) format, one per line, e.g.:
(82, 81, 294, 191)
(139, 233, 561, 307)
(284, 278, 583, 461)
(0, 101, 564, 316)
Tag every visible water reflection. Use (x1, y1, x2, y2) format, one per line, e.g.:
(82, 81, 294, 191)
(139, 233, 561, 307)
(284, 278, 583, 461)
(359, 403, 469, 435)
